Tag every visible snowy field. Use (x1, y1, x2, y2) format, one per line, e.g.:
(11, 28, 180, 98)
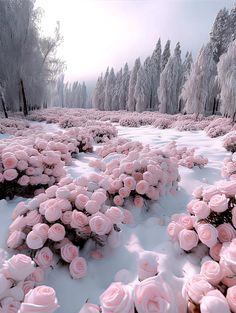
(0, 122, 230, 312)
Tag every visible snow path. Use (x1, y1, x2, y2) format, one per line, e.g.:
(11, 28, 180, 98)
(0, 124, 231, 312)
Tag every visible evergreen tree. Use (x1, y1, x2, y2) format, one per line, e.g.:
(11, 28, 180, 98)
(104, 68, 116, 111)
(134, 66, 149, 112)
(161, 40, 171, 72)
(127, 58, 141, 111)
(119, 63, 130, 110)
(150, 38, 162, 110)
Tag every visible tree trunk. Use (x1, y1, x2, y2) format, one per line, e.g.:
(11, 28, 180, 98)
(20, 79, 28, 116)
(212, 98, 216, 115)
(1, 95, 8, 118)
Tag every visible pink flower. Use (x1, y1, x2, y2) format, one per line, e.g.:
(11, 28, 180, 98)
(200, 260, 223, 285)
(167, 222, 183, 240)
(138, 251, 159, 281)
(85, 200, 100, 214)
(91, 191, 107, 205)
(200, 290, 231, 313)
(178, 229, 199, 251)
(123, 209, 134, 225)
(0, 273, 12, 296)
(209, 242, 222, 262)
(17, 160, 28, 171)
(226, 286, 236, 313)
(61, 243, 79, 263)
(18, 175, 30, 186)
(197, 224, 218, 248)
(29, 267, 45, 282)
(3, 169, 18, 181)
(209, 194, 228, 213)
(61, 211, 72, 225)
(192, 201, 210, 219)
(23, 280, 35, 296)
(44, 205, 62, 223)
(217, 223, 236, 243)
(9, 215, 26, 232)
(75, 194, 89, 209)
(78, 303, 100, 313)
(123, 177, 136, 190)
(0, 297, 21, 313)
(113, 195, 124, 206)
(48, 224, 65, 242)
(105, 206, 124, 224)
(192, 186, 203, 199)
(69, 257, 87, 279)
(186, 199, 199, 214)
(2, 154, 18, 169)
(183, 274, 214, 304)
(89, 212, 112, 235)
(119, 187, 130, 198)
(134, 275, 176, 313)
(34, 247, 54, 268)
(26, 231, 44, 250)
(12, 202, 28, 219)
(133, 195, 144, 208)
(26, 210, 42, 226)
(4, 254, 35, 281)
(7, 230, 26, 249)
(178, 214, 194, 230)
(220, 240, 236, 273)
(217, 181, 236, 197)
(202, 186, 219, 202)
(136, 180, 149, 195)
(33, 223, 49, 241)
(18, 286, 59, 313)
(100, 282, 134, 313)
(71, 211, 88, 229)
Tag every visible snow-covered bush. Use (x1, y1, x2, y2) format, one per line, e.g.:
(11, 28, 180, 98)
(223, 131, 236, 153)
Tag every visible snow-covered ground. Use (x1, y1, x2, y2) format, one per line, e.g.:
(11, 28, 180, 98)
(0, 124, 230, 312)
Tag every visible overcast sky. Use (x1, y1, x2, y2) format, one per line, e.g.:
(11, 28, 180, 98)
(36, 0, 235, 84)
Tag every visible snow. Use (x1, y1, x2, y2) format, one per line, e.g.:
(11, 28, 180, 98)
(0, 123, 230, 312)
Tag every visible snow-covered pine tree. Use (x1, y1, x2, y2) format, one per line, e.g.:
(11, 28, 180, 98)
(143, 57, 152, 110)
(210, 8, 231, 63)
(119, 63, 130, 110)
(158, 42, 182, 114)
(81, 82, 87, 108)
(218, 39, 236, 120)
(134, 65, 149, 113)
(93, 75, 103, 110)
(150, 38, 162, 110)
(161, 40, 171, 72)
(178, 52, 193, 112)
(112, 68, 122, 110)
(104, 68, 116, 111)
(181, 43, 217, 117)
(127, 58, 141, 111)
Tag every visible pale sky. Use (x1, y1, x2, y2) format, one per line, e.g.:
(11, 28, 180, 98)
(36, 0, 235, 84)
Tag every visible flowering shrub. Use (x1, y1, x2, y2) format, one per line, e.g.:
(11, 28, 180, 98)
(0, 251, 59, 313)
(119, 117, 140, 127)
(0, 117, 29, 135)
(222, 154, 236, 179)
(7, 177, 126, 279)
(205, 118, 233, 138)
(223, 131, 236, 153)
(153, 117, 174, 129)
(87, 123, 118, 143)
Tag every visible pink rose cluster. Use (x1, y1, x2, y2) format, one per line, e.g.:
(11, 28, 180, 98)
(183, 251, 236, 313)
(168, 182, 236, 252)
(0, 252, 58, 313)
(78, 271, 186, 313)
(222, 153, 236, 179)
(163, 141, 208, 169)
(98, 147, 179, 208)
(223, 131, 236, 153)
(7, 175, 127, 279)
(87, 123, 118, 143)
(96, 138, 143, 158)
(205, 118, 233, 138)
(0, 138, 66, 199)
(0, 117, 29, 135)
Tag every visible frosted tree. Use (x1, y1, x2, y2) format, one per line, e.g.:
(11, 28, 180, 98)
(218, 40, 236, 120)
(112, 69, 122, 110)
(150, 39, 162, 110)
(93, 75, 104, 110)
(181, 43, 217, 117)
(104, 68, 116, 110)
(210, 8, 231, 62)
(143, 57, 152, 110)
(230, 4, 236, 40)
(134, 65, 149, 112)
(158, 42, 182, 114)
(127, 58, 141, 111)
(119, 63, 130, 110)
(100, 67, 109, 110)
(178, 52, 193, 112)
(81, 82, 87, 108)
(161, 40, 171, 72)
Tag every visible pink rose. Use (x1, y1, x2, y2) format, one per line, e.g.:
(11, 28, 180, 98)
(123, 209, 134, 225)
(23, 280, 35, 296)
(197, 224, 218, 248)
(226, 286, 236, 313)
(4, 254, 35, 281)
(202, 186, 219, 202)
(34, 247, 54, 268)
(113, 195, 124, 206)
(71, 211, 88, 229)
(89, 212, 112, 235)
(178, 214, 194, 230)
(61, 243, 79, 263)
(26, 231, 44, 250)
(61, 211, 72, 224)
(209, 242, 222, 262)
(69, 257, 87, 279)
(105, 206, 124, 224)
(3, 169, 18, 181)
(136, 180, 149, 195)
(85, 200, 100, 214)
(26, 210, 42, 226)
(200, 260, 223, 285)
(33, 223, 49, 241)
(217, 223, 236, 243)
(217, 181, 236, 197)
(7, 230, 26, 249)
(29, 267, 45, 282)
(123, 177, 136, 190)
(209, 194, 228, 213)
(192, 201, 210, 219)
(100, 282, 134, 313)
(138, 251, 159, 281)
(134, 275, 176, 313)
(75, 194, 89, 209)
(48, 224, 65, 242)
(133, 195, 144, 208)
(192, 186, 203, 199)
(19, 286, 59, 313)
(119, 187, 130, 198)
(220, 240, 236, 273)
(78, 303, 100, 313)
(186, 199, 199, 214)
(178, 229, 199, 251)
(200, 290, 230, 313)
(0, 297, 21, 313)
(91, 191, 107, 205)
(183, 274, 214, 304)
(44, 205, 62, 223)
(17, 160, 28, 171)
(167, 222, 183, 240)
(18, 175, 30, 186)
(12, 202, 28, 219)
(2, 154, 18, 169)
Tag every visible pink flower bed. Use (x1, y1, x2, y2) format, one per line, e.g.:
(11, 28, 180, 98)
(6, 176, 128, 279)
(0, 117, 29, 135)
(0, 251, 59, 313)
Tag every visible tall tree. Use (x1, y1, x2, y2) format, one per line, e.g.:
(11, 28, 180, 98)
(127, 58, 141, 111)
(119, 63, 130, 110)
(134, 66, 149, 112)
(161, 40, 171, 72)
(104, 68, 116, 111)
(178, 52, 193, 112)
(150, 38, 162, 110)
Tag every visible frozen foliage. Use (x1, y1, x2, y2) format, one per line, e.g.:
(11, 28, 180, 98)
(161, 39, 171, 72)
(223, 131, 236, 153)
(127, 58, 141, 112)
